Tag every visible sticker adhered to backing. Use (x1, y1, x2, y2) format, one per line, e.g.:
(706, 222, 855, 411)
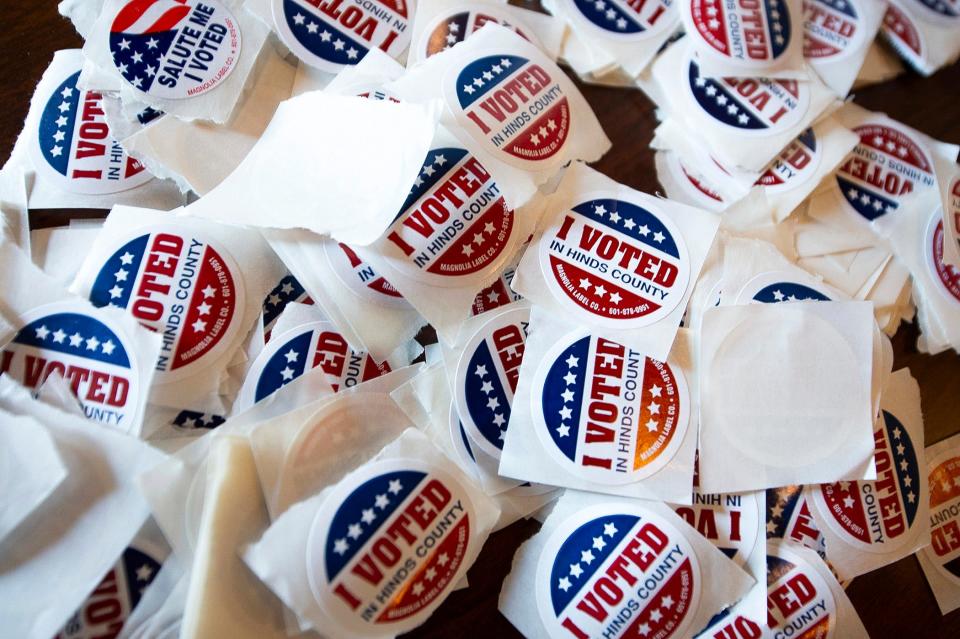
(835, 120, 936, 221)
(688, 0, 793, 66)
(924, 445, 960, 586)
(803, 0, 866, 60)
(538, 193, 691, 328)
(563, 0, 677, 40)
(662, 153, 727, 210)
(766, 543, 838, 638)
(454, 306, 529, 458)
(535, 502, 702, 638)
(813, 409, 923, 553)
(306, 458, 477, 635)
(87, 227, 245, 382)
(0, 301, 141, 429)
(419, 5, 538, 60)
(686, 56, 809, 135)
(882, 2, 924, 59)
(324, 242, 409, 308)
(674, 491, 763, 568)
(445, 49, 572, 171)
(736, 270, 833, 304)
(924, 214, 960, 304)
(531, 332, 689, 485)
(273, 0, 412, 73)
(756, 127, 821, 193)
(381, 145, 518, 287)
(108, 0, 242, 99)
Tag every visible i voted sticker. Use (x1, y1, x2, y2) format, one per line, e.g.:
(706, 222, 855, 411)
(562, 0, 677, 40)
(803, 0, 866, 60)
(539, 194, 691, 328)
(535, 503, 701, 638)
(381, 144, 517, 286)
(765, 543, 837, 637)
(924, 213, 960, 305)
(273, 0, 412, 73)
(737, 271, 833, 304)
(688, 0, 794, 67)
(687, 57, 809, 135)
(454, 306, 528, 458)
(306, 458, 477, 635)
(835, 120, 936, 221)
(674, 491, 763, 568)
(56, 544, 164, 639)
(108, 0, 241, 99)
(924, 445, 960, 587)
(418, 5, 538, 60)
(324, 242, 408, 308)
(87, 228, 244, 382)
(446, 48, 572, 170)
(531, 332, 689, 485)
(756, 127, 820, 193)
(812, 409, 923, 553)
(0, 301, 141, 428)
(261, 273, 313, 339)
(31, 61, 152, 195)
(236, 320, 390, 408)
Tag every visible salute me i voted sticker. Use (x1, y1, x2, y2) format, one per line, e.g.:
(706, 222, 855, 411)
(306, 458, 478, 635)
(418, 5, 539, 61)
(31, 54, 152, 195)
(0, 302, 141, 428)
(108, 0, 241, 99)
(274, 0, 412, 72)
(87, 227, 244, 382)
(687, 0, 795, 68)
(531, 332, 689, 485)
(803, 0, 867, 60)
(535, 503, 701, 639)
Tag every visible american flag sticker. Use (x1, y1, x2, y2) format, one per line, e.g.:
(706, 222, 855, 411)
(836, 121, 936, 221)
(926, 215, 960, 304)
(765, 544, 837, 637)
(87, 228, 244, 382)
(756, 127, 820, 193)
(307, 459, 476, 634)
(420, 7, 535, 61)
(108, 0, 241, 99)
(324, 242, 409, 309)
(803, 0, 864, 59)
(454, 305, 529, 459)
(539, 195, 691, 328)
(925, 446, 960, 585)
(0, 301, 141, 429)
(535, 504, 699, 639)
(532, 332, 689, 485)
(272, 0, 412, 73)
(689, 0, 793, 63)
(381, 142, 517, 286)
(565, 0, 676, 39)
(31, 54, 152, 195)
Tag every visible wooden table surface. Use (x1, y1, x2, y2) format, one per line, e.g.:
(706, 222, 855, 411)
(2, 2, 958, 637)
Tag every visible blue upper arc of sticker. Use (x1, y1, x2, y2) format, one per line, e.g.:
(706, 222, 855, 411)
(254, 329, 312, 402)
(571, 0, 644, 34)
(456, 54, 529, 109)
(881, 409, 921, 526)
(396, 147, 469, 223)
(550, 513, 638, 614)
(752, 282, 831, 303)
(815, 0, 858, 19)
(914, 0, 960, 17)
(571, 198, 681, 258)
(542, 336, 590, 462)
(326, 470, 426, 580)
(836, 175, 898, 220)
(38, 71, 81, 177)
(464, 339, 513, 449)
(11, 312, 131, 368)
(764, 0, 792, 58)
(688, 61, 768, 131)
(90, 235, 150, 311)
(284, 0, 370, 65)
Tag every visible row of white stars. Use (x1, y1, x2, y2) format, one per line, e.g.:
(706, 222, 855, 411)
(291, 13, 359, 59)
(33, 324, 116, 355)
(557, 521, 619, 591)
(871, 136, 911, 158)
(693, 77, 753, 125)
(770, 289, 823, 302)
(412, 153, 449, 190)
(591, 203, 664, 240)
(591, 0, 629, 30)
(265, 280, 298, 307)
(846, 187, 894, 215)
(411, 552, 451, 596)
(462, 222, 498, 258)
(332, 479, 405, 555)
(48, 85, 75, 157)
(529, 119, 559, 147)
(577, 277, 623, 305)
(461, 57, 513, 95)
(474, 364, 507, 438)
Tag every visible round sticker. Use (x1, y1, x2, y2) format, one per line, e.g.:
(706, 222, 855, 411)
(0, 301, 141, 429)
(835, 119, 936, 221)
(531, 332, 689, 485)
(236, 320, 391, 409)
(766, 543, 837, 638)
(272, 0, 412, 73)
(445, 50, 572, 170)
(736, 271, 833, 304)
(88, 227, 244, 382)
(674, 491, 763, 568)
(803, 0, 866, 60)
(756, 127, 821, 193)
(539, 193, 691, 328)
(306, 458, 477, 635)
(661, 152, 727, 211)
(108, 0, 241, 99)
(563, 0, 677, 40)
(380, 144, 518, 286)
(535, 503, 701, 638)
(924, 214, 960, 305)
(324, 241, 409, 308)
(454, 306, 529, 458)
(56, 544, 164, 638)
(813, 409, 923, 552)
(418, 5, 538, 61)
(687, 57, 809, 135)
(924, 445, 960, 586)
(882, 1, 924, 59)
(688, 0, 794, 67)
(31, 66, 152, 195)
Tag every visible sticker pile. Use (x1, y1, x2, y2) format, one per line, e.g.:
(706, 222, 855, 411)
(0, 0, 958, 637)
